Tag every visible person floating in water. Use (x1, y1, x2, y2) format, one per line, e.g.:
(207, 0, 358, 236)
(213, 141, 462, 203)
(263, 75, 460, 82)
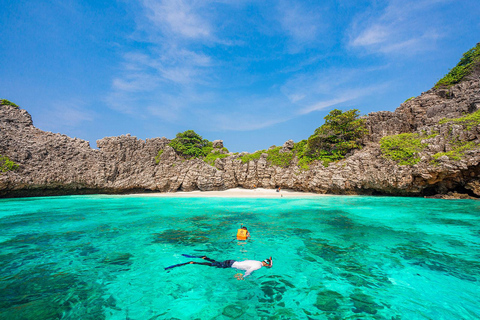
(236, 225, 250, 240)
(165, 255, 273, 280)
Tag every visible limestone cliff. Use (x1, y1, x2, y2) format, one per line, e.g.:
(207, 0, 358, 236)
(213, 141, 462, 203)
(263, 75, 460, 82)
(1, 63, 480, 198)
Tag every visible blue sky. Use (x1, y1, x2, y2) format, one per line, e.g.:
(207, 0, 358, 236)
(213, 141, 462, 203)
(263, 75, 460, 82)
(1, 0, 479, 152)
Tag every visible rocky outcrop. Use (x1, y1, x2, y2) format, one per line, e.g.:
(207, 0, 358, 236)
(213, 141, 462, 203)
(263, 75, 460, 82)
(281, 139, 294, 153)
(363, 111, 411, 143)
(212, 140, 224, 148)
(396, 79, 480, 129)
(1, 75, 480, 198)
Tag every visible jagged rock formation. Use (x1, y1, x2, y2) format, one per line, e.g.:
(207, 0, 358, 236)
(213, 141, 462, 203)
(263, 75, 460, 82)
(1, 77, 479, 198)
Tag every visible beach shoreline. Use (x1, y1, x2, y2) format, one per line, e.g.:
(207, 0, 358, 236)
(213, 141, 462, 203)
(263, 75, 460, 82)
(133, 187, 329, 198)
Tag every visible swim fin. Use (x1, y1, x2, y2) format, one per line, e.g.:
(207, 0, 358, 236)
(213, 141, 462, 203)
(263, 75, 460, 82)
(181, 254, 201, 258)
(164, 262, 191, 270)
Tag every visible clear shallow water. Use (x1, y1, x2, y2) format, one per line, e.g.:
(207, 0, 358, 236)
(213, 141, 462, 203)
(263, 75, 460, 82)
(0, 195, 479, 320)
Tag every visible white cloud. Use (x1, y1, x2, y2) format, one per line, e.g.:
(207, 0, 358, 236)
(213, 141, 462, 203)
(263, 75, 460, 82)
(280, 64, 392, 116)
(141, 0, 212, 39)
(212, 114, 289, 131)
(198, 96, 293, 131)
(107, 1, 219, 110)
(105, 0, 222, 122)
(35, 100, 95, 130)
(104, 91, 139, 115)
(299, 97, 353, 115)
(147, 102, 183, 122)
(351, 24, 389, 47)
(276, 0, 325, 52)
(349, 0, 448, 54)
(112, 73, 160, 92)
(297, 83, 390, 115)
(281, 66, 371, 103)
(105, 1, 396, 134)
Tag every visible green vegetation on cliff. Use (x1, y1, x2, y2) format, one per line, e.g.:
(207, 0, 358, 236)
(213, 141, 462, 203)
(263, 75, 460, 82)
(435, 43, 480, 88)
(430, 110, 480, 162)
(239, 150, 265, 163)
(382, 110, 480, 165)
(238, 147, 294, 168)
(0, 99, 19, 108)
(168, 130, 212, 159)
(266, 146, 295, 168)
(439, 109, 480, 129)
(204, 151, 229, 166)
(238, 109, 367, 168)
(156, 130, 230, 166)
(154, 150, 164, 164)
(303, 109, 367, 166)
(158, 109, 367, 169)
(432, 141, 478, 162)
(292, 140, 312, 170)
(0, 155, 19, 172)
(380, 133, 428, 165)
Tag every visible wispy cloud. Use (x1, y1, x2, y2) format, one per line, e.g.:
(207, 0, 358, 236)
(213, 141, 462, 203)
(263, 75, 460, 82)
(276, 0, 325, 52)
(35, 99, 95, 131)
(105, 1, 396, 135)
(207, 111, 290, 131)
(280, 63, 392, 116)
(299, 97, 353, 115)
(141, 0, 212, 40)
(351, 24, 389, 47)
(298, 83, 390, 115)
(349, 0, 448, 54)
(146, 90, 294, 131)
(106, 0, 221, 118)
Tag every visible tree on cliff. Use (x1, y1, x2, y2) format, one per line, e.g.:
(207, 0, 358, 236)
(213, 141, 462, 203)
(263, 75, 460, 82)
(303, 109, 367, 165)
(168, 130, 213, 159)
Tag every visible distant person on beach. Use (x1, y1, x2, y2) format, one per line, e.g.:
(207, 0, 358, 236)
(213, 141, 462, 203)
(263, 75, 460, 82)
(236, 226, 250, 240)
(165, 255, 273, 280)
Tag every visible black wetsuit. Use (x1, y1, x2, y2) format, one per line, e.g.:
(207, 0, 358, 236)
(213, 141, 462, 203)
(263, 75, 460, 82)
(202, 257, 235, 268)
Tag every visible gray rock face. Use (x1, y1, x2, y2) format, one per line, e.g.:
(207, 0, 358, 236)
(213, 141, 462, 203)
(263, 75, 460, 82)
(281, 139, 295, 153)
(363, 111, 411, 143)
(396, 79, 480, 130)
(1, 76, 480, 198)
(212, 140, 224, 148)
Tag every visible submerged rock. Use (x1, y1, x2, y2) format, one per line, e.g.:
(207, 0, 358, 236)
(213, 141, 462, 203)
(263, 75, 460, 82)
(350, 291, 383, 315)
(222, 304, 246, 319)
(314, 290, 343, 312)
(102, 253, 133, 266)
(0, 264, 109, 319)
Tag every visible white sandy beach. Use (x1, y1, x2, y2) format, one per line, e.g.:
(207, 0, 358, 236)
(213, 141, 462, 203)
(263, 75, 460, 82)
(136, 187, 328, 198)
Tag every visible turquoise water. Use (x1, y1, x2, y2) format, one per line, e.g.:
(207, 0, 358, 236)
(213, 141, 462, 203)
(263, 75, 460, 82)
(0, 195, 479, 319)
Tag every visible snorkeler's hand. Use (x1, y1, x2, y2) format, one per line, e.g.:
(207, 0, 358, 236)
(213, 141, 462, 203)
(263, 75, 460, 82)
(234, 273, 244, 280)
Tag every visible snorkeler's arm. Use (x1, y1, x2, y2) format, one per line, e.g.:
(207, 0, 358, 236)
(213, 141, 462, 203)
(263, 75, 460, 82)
(243, 264, 261, 278)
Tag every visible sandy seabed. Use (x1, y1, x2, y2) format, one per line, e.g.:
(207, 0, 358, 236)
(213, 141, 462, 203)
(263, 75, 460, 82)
(134, 187, 329, 198)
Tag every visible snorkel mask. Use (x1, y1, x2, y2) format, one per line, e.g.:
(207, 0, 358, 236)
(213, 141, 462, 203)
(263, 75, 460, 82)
(263, 257, 273, 268)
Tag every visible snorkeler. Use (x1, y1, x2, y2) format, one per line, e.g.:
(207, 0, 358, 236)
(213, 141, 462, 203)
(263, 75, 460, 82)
(165, 255, 273, 280)
(236, 225, 250, 240)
